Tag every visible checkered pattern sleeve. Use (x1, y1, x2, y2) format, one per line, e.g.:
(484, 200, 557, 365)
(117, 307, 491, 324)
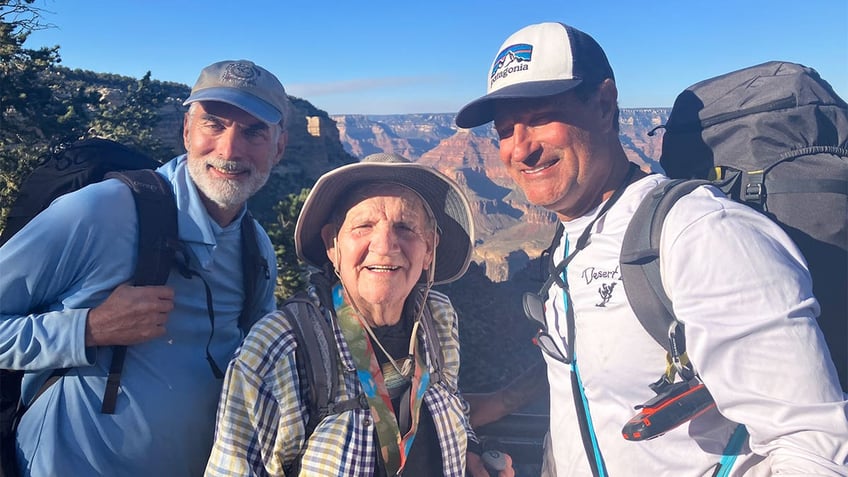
(205, 311, 309, 476)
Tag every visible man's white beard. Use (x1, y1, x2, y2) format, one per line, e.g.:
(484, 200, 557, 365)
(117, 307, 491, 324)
(188, 155, 271, 210)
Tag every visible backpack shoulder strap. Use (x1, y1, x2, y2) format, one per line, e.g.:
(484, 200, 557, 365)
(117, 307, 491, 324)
(619, 179, 708, 357)
(284, 285, 366, 422)
(238, 211, 270, 332)
(101, 169, 178, 414)
(419, 296, 445, 385)
(280, 293, 337, 436)
(280, 287, 364, 476)
(106, 169, 179, 285)
(0, 369, 24, 476)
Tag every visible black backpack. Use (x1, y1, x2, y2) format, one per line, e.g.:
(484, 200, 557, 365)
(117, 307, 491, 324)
(620, 60, 848, 398)
(278, 268, 445, 475)
(0, 138, 269, 476)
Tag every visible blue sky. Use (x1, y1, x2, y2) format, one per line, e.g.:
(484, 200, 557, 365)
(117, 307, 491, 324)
(25, 0, 848, 115)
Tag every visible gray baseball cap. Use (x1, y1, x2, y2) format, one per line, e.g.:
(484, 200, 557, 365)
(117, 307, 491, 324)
(183, 60, 289, 125)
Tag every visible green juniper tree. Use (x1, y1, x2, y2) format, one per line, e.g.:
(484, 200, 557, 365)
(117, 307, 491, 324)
(86, 70, 174, 160)
(0, 0, 95, 227)
(265, 188, 310, 303)
(0, 0, 178, 229)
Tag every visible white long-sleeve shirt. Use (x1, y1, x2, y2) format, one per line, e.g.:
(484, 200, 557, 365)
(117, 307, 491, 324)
(544, 173, 848, 476)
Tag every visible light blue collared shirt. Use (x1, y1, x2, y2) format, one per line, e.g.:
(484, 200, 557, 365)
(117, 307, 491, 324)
(0, 155, 277, 477)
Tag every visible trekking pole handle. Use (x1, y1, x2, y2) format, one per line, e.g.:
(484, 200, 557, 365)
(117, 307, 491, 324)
(481, 449, 507, 475)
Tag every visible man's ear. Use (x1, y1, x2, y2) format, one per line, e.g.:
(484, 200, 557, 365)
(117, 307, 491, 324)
(273, 130, 288, 165)
(321, 224, 338, 268)
(597, 78, 619, 132)
(182, 112, 191, 151)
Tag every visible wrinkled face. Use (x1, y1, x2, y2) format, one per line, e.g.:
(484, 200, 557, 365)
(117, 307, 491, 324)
(183, 101, 287, 225)
(493, 84, 616, 220)
(322, 184, 437, 326)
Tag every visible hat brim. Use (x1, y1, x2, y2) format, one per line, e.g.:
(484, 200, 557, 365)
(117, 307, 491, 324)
(183, 88, 282, 125)
(455, 78, 583, 129)
(295, 162, 474, 285)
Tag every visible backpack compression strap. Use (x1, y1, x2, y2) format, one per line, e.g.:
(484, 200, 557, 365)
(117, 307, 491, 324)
(101, 170, 178, 414)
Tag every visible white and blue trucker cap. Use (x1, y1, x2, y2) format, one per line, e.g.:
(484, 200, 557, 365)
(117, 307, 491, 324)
(455, 22, 614, 128)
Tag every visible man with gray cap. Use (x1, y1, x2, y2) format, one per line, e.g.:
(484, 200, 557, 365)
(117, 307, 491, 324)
(456, 22, 848, 476)
(0, 59, 287, 476)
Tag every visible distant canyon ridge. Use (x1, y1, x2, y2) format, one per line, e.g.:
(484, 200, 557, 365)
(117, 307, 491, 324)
(146, 85, 669, 283)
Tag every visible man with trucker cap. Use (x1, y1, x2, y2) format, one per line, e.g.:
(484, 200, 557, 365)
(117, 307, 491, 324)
(455, 22, 848, 476)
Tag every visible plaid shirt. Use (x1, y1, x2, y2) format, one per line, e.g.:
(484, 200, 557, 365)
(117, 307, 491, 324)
(205, 290, 475, 476)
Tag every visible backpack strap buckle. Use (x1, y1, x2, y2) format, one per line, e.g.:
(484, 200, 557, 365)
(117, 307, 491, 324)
(743, 170, 766, 204)
(667, 321, 696, 382)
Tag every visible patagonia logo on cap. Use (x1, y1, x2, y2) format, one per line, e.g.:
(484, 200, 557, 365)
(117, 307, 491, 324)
(455, 22, 615, 129)
(490, 44, 532, 88)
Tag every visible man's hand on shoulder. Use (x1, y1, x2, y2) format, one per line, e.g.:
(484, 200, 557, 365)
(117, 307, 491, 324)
(85, 283, 174, 346)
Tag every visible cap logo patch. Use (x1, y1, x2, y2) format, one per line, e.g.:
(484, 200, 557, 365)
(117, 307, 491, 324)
(490, 43, 532, 86)
(220, 62, 260, 88)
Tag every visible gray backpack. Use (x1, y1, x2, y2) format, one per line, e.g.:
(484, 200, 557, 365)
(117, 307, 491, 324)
(621, 60, 848, 392)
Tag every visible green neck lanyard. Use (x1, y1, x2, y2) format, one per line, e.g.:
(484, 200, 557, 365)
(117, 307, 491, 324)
(334, 286, 431, 476)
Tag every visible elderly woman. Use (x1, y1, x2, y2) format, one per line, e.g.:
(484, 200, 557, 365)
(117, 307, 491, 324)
(205, 153, 513, 476)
